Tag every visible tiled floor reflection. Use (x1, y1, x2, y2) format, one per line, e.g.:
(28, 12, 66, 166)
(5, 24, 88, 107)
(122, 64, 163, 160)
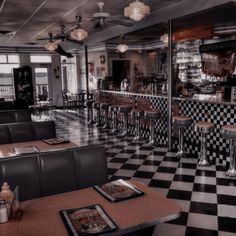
(48, 109, 236, 236)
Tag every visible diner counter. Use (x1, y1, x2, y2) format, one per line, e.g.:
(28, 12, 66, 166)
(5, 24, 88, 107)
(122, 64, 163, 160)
(100, 90, 236, 165)
(100, 90, 236, 106)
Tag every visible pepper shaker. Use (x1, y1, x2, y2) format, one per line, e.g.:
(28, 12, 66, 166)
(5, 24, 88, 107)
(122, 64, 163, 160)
(0, 200, 8, 223)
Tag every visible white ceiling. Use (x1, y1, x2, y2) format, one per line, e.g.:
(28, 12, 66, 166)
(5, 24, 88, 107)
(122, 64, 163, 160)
(0, 0, 235, 48)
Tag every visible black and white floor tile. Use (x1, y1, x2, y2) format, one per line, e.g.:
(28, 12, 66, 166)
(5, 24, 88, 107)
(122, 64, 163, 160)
(38, 109, 236, 236)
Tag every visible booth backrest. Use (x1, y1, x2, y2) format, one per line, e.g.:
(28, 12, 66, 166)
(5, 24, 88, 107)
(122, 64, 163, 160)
(0, 145, 107, 201)
(0, 109, 31, 124)
(0, 121, 56, 144)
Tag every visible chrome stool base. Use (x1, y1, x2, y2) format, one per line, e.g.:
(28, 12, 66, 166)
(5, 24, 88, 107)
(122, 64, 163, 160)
(176, 150, 188, 158)
(120, 131, 129, 137)
(133, 136, 142, 141)
(225, 168, 236, 177)
(147, 140, 158, 146)
(103, 124, 109, 129)
(173, 116, 193, 159)
(119, 105, 133, 137)
(198, 159, 210, 167)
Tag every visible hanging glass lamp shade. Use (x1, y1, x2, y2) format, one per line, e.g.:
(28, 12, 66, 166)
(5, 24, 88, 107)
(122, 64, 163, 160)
(117, 44, 129, 53)
(124, 0, 150, 21)
(70, 28, 88, 41)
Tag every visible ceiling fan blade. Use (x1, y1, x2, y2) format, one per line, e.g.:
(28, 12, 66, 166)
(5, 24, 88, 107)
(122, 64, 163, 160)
(55, 44, 73, 58)
(36, 37, 50, 41)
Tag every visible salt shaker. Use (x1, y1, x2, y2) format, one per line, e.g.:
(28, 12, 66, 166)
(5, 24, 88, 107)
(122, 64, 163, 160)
(0, 200, 8, 223)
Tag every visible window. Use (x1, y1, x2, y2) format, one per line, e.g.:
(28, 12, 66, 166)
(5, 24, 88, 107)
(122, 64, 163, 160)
(0, 54, 20, 99)
(30, 55, 51, 63)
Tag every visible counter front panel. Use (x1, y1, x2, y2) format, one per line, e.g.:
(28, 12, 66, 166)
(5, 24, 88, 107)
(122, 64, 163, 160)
(100, 91, 236, 166)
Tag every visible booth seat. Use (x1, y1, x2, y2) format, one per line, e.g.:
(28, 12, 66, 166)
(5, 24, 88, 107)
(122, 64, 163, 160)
(0, 109, 31, 124)
(0, 145, 107, 201)
(0, 120, 56, 144)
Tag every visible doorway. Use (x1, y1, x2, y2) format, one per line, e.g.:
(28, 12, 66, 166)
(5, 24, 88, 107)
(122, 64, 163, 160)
(34, 67, 50, 100)
(112, 60, 130, 88)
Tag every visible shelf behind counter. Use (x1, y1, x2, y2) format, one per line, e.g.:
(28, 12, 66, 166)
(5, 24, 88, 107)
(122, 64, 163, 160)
(100, 90, 236, 166)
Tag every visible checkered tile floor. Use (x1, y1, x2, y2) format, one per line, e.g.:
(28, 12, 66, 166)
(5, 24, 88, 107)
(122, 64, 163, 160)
(41, 109, 236, 236)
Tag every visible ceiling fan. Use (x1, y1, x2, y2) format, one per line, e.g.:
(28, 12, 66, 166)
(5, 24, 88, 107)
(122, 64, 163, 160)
(37, 24, 83, 44)
(91, 2, 134, 28)
(36, 32, 73, 58)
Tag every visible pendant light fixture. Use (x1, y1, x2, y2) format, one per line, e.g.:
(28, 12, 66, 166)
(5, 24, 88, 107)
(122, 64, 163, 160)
(160, 33, 168, 47)
(117, 36, 128, 53)
(124, 0, 150, 22)
(44, 33, 59, 51)
(70, 16, 88, 41)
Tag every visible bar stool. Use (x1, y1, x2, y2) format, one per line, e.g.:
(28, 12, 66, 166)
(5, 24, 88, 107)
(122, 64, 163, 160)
(119, 105, 133, 136)
(131, 109, 144, 141)
(144, 110, 161, 146)
(109, 105, 119, 133)
(93, 102, 101, 127)
(222, 125, 236, 177)
(173, 116, 192, 157)
(195, 121, 214, 166)
(100, 103, 110, 129)
(85, 100, 95, 126)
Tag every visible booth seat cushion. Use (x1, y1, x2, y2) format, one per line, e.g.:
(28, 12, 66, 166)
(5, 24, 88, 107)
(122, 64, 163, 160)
(0, 155, 41, 201)
(0, 111, 15, 124)
(39, 150, 78, 196)
(9, 123, 35, 143)
(33, 121, 56, 140)
(15, 110, 32, 123)
(0, 145, 108, 201)
(74, 145, 108, 189)
(0, 126, 11, 144)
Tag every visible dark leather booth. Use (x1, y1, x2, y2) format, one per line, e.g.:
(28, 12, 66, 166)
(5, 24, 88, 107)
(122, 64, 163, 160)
(0, 109, 31, 124)
(0, 145, 108, 201)
(0, 120, 56, 144)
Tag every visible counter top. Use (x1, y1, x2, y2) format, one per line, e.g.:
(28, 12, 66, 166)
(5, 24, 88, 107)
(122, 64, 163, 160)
(100, 90, 236, 106)
(175, 94, 236, 106)
(100, 90, 167, 99)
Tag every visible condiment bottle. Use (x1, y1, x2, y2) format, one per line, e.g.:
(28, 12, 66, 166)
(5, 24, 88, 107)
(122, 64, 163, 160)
(0, 182, 14, 216)
(0, 200, 8, 223)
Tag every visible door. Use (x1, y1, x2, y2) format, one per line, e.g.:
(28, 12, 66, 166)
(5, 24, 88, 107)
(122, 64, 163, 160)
(34, 67, 50, 101)
(112, 60, 130, 89)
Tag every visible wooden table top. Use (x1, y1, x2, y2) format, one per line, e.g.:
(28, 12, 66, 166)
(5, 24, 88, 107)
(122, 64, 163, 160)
(0, 140, 77, 157)
(0, 180, 181, 236)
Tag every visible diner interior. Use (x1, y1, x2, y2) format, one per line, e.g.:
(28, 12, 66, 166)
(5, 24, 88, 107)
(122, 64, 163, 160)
(1, 0, 236, 236)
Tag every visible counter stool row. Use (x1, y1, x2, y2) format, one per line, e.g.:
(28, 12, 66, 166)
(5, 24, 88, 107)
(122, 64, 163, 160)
(86, 99, 161, 146)
(173, 115, 236, 177)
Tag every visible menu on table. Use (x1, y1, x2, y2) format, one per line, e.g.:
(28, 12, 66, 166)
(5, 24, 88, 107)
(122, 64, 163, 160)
(94, 179, 144, 203)
(42, 137, 70, 145)
(60, 204, 117, 235)
(14, 145, 39, 155)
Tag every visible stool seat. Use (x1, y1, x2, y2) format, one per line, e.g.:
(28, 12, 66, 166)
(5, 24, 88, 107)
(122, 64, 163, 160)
(173, 115, 192, 127)
(195, 121, 214, 134)
(131, 109, 144, 117)
(101, 103, 110, 110)
(222, 125, 236, 140)
(145, 110, 161, 119)
(119, 105, 132, 113)
(85, 100, 95, 107)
